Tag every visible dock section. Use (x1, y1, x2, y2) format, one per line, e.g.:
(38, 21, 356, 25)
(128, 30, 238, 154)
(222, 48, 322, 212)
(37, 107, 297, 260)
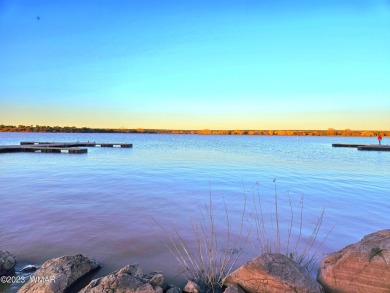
(0, 145, 86, 154)
(357, 145, 390, 151)
(20, 142, 133, 148)
(331, 144, 365, 148)
(332, 143, 390, 152)
(0, 141, 132, 154)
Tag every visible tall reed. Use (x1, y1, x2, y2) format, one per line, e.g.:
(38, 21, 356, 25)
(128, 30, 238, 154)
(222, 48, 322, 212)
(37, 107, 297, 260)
(154, 191, 250, 293)
(251, 180, 333, 270)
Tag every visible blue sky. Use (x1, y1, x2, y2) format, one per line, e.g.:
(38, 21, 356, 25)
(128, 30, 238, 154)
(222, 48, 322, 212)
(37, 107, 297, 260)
(1, 0, 389, 130)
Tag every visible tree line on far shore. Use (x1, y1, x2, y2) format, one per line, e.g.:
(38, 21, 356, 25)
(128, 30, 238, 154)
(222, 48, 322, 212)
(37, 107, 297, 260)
(0, 124, 388, 137)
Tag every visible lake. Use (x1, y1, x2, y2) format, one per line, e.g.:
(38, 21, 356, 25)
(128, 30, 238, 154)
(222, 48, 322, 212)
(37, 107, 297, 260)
(0, 132, 389, 291)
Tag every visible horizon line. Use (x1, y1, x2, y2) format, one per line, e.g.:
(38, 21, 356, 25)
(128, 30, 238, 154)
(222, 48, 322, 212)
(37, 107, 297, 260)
(1, 124, 388, 133)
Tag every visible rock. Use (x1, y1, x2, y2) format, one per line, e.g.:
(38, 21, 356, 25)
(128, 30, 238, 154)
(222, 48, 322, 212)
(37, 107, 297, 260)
(149, 273, 164, 287)
(317, 229, 390, 293)
(223, 284, 245, 293)
(21, 265, 38, 273)
(166, 284, 182, 293)
(137, 283, 156, 293)
(154, 285, 164, 293)
(0, 250, 16, 276)
(80, 265, 156, 293)
(223, 253, 323, 293)
(119, 263, 144, 279)
(142, 272, 164, 286)
(183, 280, 200, 293)
(18, 254, 100, 293)
(130, 263, 144, 279)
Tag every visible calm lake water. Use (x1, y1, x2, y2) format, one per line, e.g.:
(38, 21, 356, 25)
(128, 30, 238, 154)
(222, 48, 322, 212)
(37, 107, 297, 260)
(0, 132, 389, 291)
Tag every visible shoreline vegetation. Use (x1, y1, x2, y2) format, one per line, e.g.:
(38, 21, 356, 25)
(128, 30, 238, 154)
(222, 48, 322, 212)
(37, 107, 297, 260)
(0, 125, 388, 137)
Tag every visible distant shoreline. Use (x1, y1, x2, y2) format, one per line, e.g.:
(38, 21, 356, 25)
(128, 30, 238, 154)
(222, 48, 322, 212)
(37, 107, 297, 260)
(0, 125, 388, 137)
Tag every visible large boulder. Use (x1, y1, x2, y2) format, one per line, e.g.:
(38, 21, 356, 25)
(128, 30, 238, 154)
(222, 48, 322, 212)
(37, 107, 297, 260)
(18, 254, 100, 293)
(223, 253, 323, 293)
(0, 250, 16, 276)
(80, 264, 160, 293)
(317, 229, 390, 293)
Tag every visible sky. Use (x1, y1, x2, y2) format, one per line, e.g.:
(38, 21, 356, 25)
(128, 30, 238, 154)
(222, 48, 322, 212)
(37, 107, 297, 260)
(0, 0, 389, 130)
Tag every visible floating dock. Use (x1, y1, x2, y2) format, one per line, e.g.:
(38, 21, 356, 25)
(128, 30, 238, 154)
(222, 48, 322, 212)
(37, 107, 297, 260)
(0, 142, 132, 154)
(357, 145, 390, 151)
(332, 144, 390, 151)
(332, 144, 365, 148)
(20, 141, 132, 148)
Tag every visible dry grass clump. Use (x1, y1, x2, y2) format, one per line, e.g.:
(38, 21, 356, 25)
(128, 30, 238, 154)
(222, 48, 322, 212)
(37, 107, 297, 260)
(251, 181, 333, 271)
(156, 180, 332, 293)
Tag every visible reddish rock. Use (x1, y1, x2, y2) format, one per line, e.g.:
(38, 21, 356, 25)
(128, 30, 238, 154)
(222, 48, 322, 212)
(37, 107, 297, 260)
(317, 229, 390, 293)
(223, 253, 322, 293)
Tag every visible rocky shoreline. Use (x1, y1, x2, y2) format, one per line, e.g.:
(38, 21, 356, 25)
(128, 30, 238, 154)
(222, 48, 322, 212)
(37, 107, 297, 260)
(1, 229, 389, 293)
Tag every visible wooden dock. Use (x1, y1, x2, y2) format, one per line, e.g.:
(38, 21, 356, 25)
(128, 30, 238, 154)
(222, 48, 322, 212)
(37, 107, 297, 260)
(0, 142, 132, 154)
(332, 144, 390, 151)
